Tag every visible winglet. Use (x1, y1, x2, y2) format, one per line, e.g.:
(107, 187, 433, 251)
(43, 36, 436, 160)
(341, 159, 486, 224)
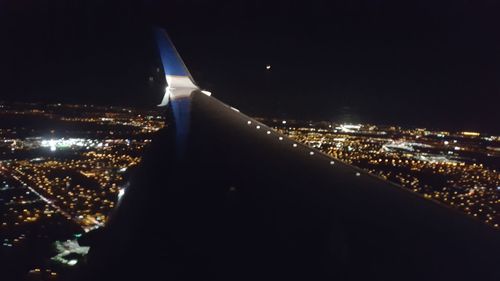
(154, 28, 198, 104)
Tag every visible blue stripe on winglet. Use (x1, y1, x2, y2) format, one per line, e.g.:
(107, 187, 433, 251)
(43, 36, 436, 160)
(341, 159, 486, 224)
(154, 28, 190, 77)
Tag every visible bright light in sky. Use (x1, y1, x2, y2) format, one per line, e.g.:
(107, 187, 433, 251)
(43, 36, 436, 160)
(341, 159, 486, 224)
(266, 65, 271, 70)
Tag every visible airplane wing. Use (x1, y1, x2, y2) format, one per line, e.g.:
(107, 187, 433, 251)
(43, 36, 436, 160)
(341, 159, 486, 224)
(82, 29, 500, 281)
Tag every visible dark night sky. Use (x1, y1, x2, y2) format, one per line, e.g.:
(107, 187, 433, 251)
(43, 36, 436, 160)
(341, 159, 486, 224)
(0, 0, 499, 132)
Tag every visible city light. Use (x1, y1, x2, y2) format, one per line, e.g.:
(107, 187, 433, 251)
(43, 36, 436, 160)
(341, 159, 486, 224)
(337, 124, 362, 133)
(268, 118, 500, 229)
(0, 101, 165, 268)
(462, 131, 480, 136)
(0, 101, 498, 279)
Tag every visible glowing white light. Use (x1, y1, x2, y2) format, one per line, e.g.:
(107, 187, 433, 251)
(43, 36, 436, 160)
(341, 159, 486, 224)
(293, 144, 297, 147)
(49, 139, 57, 152)
(230, 106, 240, 112)
(247, 121, 252, 125)
(309, 151, 314, 155)
(278, 137, 283, 141)
(158, 91, 170, 107)
(454, 146, 461, 151)
(330, 161, 335, 165)
(282, 120, 287, 124)
(337, 124, 362, 133)
(118, 188, 125, 200)
(266, 65, 271, 70)
(67, 259, 78, 266)
(201, 90, 212, 96)
(266, 131, 271, 135)
(444, 141, 449, 145)
(355, 172, 361, 177)
(256, 125, 261, 129)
